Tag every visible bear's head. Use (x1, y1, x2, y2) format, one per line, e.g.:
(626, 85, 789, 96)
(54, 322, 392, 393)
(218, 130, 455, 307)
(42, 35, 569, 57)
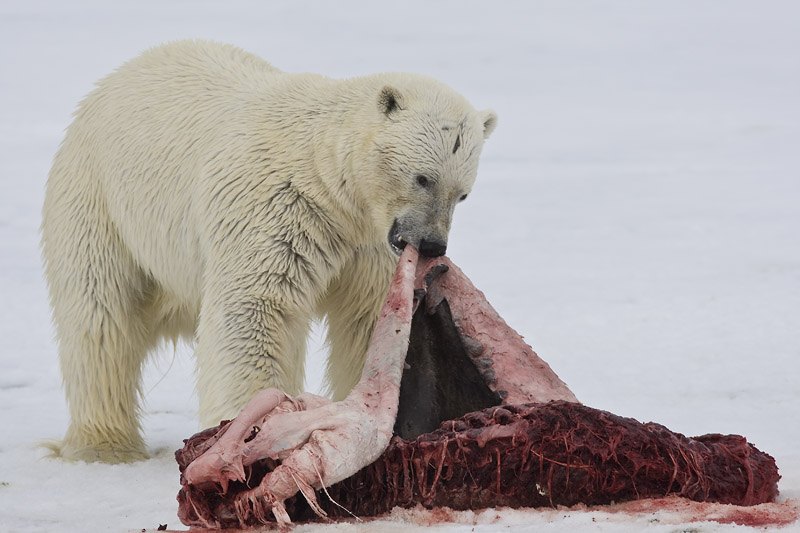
(365, 77, 496, 258)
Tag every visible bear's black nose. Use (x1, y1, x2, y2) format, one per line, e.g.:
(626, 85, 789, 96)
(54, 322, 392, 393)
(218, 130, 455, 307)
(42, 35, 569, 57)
(419, 239, 447, 258)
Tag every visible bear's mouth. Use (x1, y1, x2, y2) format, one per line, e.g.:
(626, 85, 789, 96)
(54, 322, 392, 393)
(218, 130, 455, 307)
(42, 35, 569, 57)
(388, 219, 407, 255)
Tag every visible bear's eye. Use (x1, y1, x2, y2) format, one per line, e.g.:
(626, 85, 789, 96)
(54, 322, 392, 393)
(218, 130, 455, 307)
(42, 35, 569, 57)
(416, 175, 430, 188)
(459, 193, 468, 202)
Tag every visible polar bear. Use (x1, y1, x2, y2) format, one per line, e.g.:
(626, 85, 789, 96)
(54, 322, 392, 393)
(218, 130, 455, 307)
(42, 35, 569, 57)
(41, 40, 497, 463)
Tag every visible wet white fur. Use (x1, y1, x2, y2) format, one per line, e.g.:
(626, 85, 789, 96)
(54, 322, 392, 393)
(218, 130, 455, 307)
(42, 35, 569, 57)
(41, 40, 496, 462)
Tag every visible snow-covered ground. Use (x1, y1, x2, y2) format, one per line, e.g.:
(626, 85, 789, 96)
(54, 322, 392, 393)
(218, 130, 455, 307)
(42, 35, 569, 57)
(1, 2, 798, 532)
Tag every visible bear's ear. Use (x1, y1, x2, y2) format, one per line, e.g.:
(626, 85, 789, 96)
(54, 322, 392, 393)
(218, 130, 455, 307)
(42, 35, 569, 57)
(479, 109, 498, 139)
(378, 86, 404, 117)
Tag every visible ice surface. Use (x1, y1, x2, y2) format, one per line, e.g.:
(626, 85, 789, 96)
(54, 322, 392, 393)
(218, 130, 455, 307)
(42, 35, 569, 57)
(1, 1, 798, 531)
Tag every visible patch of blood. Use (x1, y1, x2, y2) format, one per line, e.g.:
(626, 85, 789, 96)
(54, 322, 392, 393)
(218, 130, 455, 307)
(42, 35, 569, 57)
(603, 496, 799, 528)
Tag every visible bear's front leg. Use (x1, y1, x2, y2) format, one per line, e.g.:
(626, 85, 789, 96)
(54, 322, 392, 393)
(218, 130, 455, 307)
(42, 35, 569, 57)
(193, 263, 319, 429)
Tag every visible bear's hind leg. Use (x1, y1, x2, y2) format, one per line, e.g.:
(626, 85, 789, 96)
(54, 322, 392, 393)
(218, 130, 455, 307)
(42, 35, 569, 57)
(42, 171, 152, 463)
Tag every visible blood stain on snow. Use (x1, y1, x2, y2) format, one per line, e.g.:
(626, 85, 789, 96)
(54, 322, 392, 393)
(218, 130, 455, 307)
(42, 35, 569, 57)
(354, 498, 799, 530)
(601, 496, 799, 528)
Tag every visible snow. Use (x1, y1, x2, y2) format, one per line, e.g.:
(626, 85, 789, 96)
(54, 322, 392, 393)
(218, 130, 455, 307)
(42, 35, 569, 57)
(1, 1, 798, 531)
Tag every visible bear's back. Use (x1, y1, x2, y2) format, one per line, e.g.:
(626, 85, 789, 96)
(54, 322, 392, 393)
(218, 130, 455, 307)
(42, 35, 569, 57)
(116, 40, 282, 88)
(54, 41, 291, 297)
(88, 41, 280, 117)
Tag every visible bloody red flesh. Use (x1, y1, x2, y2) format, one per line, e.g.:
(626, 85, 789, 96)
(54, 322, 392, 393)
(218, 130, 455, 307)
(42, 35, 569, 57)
(176, 401, 779, 527)
(175, 254, 780, 528)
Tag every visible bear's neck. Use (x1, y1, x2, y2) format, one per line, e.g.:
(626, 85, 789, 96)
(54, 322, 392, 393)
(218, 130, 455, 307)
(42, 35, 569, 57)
(251, 75, 387, 249)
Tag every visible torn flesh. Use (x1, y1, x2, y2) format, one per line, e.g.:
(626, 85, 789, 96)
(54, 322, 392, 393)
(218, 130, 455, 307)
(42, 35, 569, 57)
(181, 245, 422, 527)
(176, 252, 781, 528)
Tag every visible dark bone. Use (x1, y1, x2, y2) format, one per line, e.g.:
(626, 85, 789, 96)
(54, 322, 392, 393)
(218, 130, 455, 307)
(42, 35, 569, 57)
(394, 298, 502, 439)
